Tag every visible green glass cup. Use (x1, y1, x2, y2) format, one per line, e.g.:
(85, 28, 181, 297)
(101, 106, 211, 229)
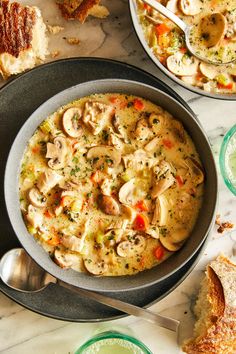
(219, 124, 236, 196)
(75, 331, 152, 354)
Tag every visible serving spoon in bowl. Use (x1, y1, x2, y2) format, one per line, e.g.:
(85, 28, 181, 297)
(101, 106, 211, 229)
(0, 248, 179, 333)
(141, 0, 236, 65)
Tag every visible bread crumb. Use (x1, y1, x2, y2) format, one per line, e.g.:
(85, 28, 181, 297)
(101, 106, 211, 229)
(65, 37, 80, 45)
(47, 25, 64, 35)
(215, 215, 234, 233)
(51, 50, 60, 58)
(215, 214, 221, 226)
(88, 4, 109, 18)
(217, 222, 234, 234)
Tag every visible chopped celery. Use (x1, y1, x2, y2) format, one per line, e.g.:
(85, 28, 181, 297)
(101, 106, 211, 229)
(70, 199, 83, 213)
(27, 225, 37, 235)
(96, 231, 104, 244)
(40, 120, 53, 134)
(121, 169, 134, 182)
(216, 74, 230, 86)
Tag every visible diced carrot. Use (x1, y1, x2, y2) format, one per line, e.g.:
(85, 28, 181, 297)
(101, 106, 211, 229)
(154, 245, 165, 260)
(31, 146, 40, 154)
(109, 96, 127, 109)
(217, 82, 233, 90)
(155, 23, 170, 36)
(143, 3, 151, 11)
(162, 138, 174, 149)
(180, 47, 187, 54)
(133, 98, 144, 111)
(176, 175, 184, 187)
(109, 96, 118, 104)
(135, 200, 149, 212)
(47, 233, 60, 246)
(44, 209, 53, 218)
(90, 171, 102, 184)
(196, 72, 204, 81)
(133, 214, 149, 231)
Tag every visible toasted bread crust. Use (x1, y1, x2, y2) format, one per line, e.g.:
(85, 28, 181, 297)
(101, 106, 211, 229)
(0, 0, 36, 58)
(182, 256, 236, 354)
(58, 0, 100, 23)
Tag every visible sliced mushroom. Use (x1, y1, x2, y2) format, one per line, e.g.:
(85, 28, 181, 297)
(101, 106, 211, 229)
(199, 62, 221, 79)
(167, 52, 199, 76)
(26, 204, 43, 229)
(37, 170, 63, 195)
(149, 112, 165, 134)
(146, 226, 159, 239)
(119, 178, 136, 205)
(121, 204, 137, 223)
(144, 136, 160, 151)
(159, 228, 188, 251)
(62, 107, 83, 138)
(98, 195, 120, 216)
(100, 178, 113, 196)
(171, 120, 186, 143)
(87, 145, 121, 169)
(199, 13, 226, 48)
(46, 137, 68, 170)
(184, 157, 204, 185)
(54, 249, 79, 268)
(104, 228, 123, 244)
(117, 235, 146, 258)
(83, 101, 113, 135)
(135, 118, 150, 141)
(28, 187, 46, 208)
(83, 258, 108, 275)
(166, 0, 178, 13)
(152, 195, 169, 226)
(179, 0, 202, 16)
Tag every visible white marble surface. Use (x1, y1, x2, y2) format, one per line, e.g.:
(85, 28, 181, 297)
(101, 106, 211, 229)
(0, 1, 236, 353)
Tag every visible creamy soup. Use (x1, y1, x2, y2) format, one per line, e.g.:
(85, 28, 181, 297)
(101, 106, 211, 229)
(19, 93, 204, 276)
(136, 0, 236, 94)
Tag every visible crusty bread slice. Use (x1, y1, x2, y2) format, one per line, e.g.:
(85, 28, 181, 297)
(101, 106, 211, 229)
(182, 255, 236, 354)
(58, 0, 101, 23)
(0, 0, 48, 79)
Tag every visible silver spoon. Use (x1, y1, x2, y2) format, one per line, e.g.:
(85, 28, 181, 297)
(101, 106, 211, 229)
(141, 0, 235, 65)
(0, 248, 179, 332)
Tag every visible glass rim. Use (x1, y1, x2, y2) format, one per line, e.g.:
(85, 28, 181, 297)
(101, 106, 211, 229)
(75, 330, 152, 354)
(219, 124, 236, 196)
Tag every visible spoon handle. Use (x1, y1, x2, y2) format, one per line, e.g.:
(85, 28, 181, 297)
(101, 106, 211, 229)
(141, 0, 187, 32)
(59, 281, 179, 332)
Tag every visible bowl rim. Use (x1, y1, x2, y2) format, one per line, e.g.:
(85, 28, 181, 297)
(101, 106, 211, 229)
(128, 0, 236, 101)
(4, 78, 218, 292)
(219, 124, 236, 195)
(75, 331, 152, 354)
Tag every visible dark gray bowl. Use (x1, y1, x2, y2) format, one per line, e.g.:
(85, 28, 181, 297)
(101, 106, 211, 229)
(4, 79, 217, 292)
(129, 0, 236, 100)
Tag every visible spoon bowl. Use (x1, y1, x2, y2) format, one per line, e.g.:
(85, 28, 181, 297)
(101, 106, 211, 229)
(142, 0, 236, 65)
(0, 248, 56, 292)
(0, 248, 180, 332)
